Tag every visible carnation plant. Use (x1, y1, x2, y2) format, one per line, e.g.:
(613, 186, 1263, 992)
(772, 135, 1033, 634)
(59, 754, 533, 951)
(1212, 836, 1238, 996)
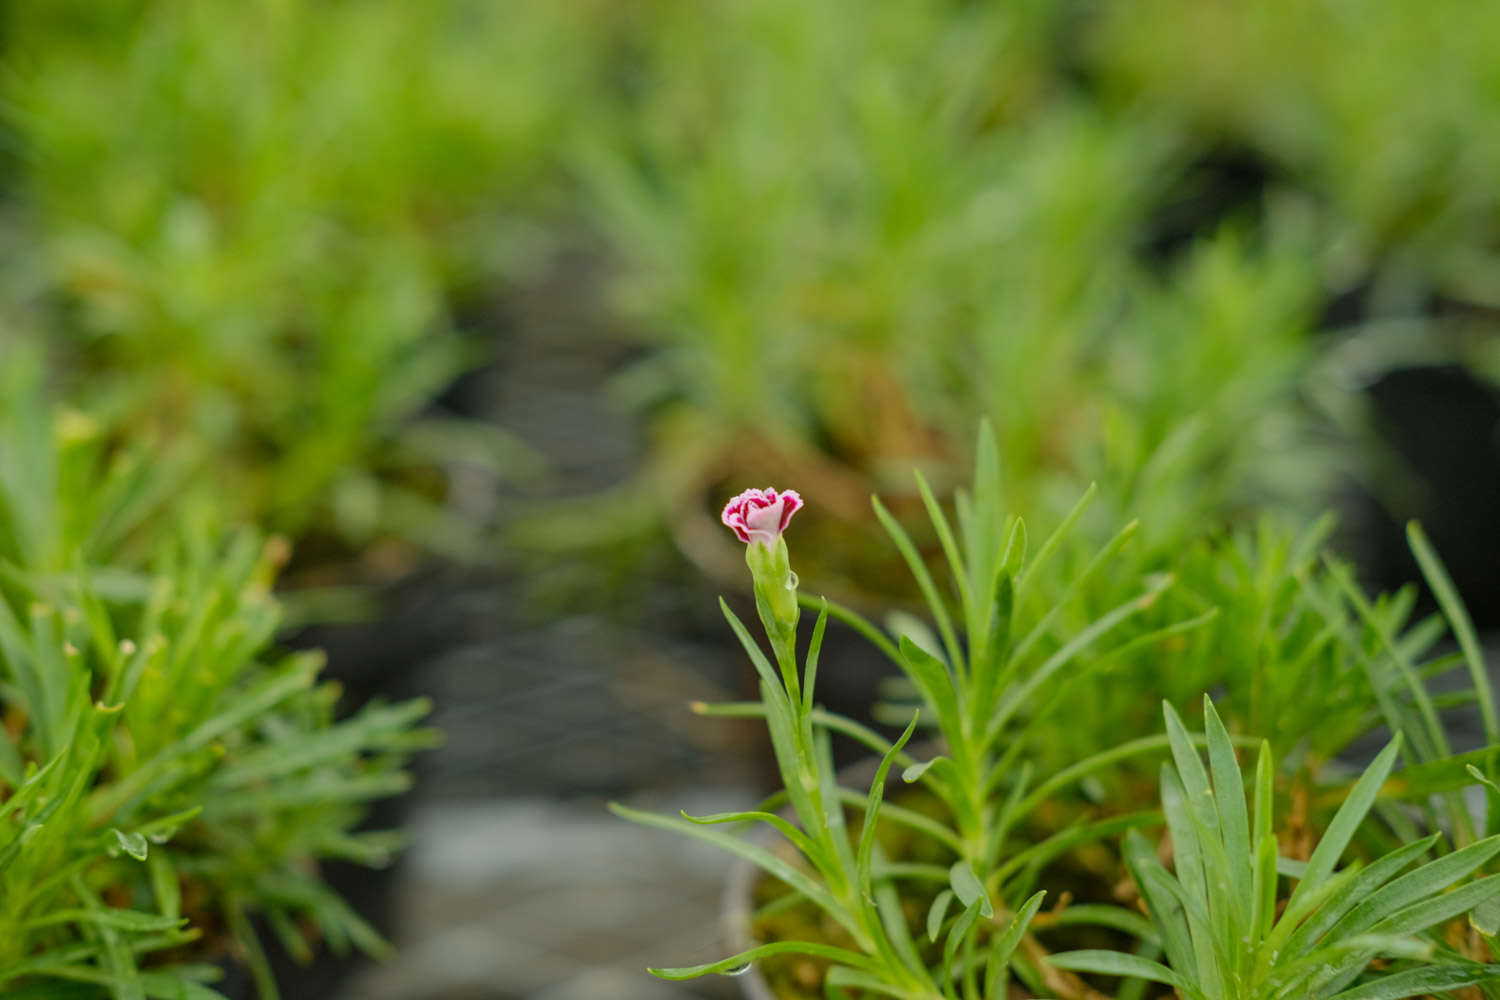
(1050, 697, 1500, 1000)
(0, 351, 437, 999)
(1, 0, 589, 555)
(617, 424, 1500, 1000)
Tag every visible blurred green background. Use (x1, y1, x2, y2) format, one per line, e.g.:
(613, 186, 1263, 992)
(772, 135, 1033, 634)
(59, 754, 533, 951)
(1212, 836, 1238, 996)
(5, 0, 1499, 584)
(4, 0, 1497, 602)
(1, 1, 1498, 997)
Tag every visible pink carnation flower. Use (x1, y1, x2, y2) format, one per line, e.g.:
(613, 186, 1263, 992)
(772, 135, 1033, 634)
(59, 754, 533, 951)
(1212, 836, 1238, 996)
(721, 487, 803, 547)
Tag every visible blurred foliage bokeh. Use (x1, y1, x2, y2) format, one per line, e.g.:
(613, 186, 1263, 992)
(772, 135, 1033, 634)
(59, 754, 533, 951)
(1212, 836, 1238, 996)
(0, 0, 609, 562)
(2, 0, 1497, 591)
(0, 0, 1499, 995)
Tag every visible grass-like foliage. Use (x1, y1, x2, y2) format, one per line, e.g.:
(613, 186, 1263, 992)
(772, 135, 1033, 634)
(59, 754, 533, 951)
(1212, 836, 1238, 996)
(619, 423, 1500, 1000)
(616, 422, 1189, 999)
(1051, 697, 1500, 1000)
(0, 355, 438, 997)
(614, 426, 1202, 998)
(1, 0, 584, 552)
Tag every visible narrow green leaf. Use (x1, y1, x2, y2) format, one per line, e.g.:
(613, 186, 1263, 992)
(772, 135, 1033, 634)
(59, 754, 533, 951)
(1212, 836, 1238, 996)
(1285, 738, 1402, 915)
(96, 660, 317, 822)
(987, 760, 1033, 862)
(969, 574, 1014, 730)
(897, 636, 962, 741)
(138, 971, 229, 1000)
(1267, 933, 1435, 998)
(1326, 834, 1500, 942)
(914, 469, 970, 627)
(680, 810, 819, 864)
(870, 861, 951, 883)
(1012, 734, 1173, 816)
(1203, 697, 1251, 925)
(834, 790, 964, 855)
(1015, 483, 1096, 594)
(73, 876, 146, 1000)
(968, 420, 1003, 607)
(1250, 833, 1278, 946)
(988, 573, 1171, 742)
(857, 712, 920, 901)
(1369, 872, 1500, 937)
(1068, 607, 1218, 676)
(1328, 560, 1448, 763)
(1047, 951, 1210, 1000)
(24, 909, 185, 933)
(1468, 763, 1500, 795)
(873, 496, 963, 674)
(887, 612, 945, 665)
(797, 594, 901, 669)
(940, 901, 982, 989)
(209, 700, 433, 789)
(130, 807, 201, 844)
(0, 732, 22, 787)
(2, 748, 68, 822)
(203, 772, 412, 817)
(1010, 517, 1139, 666)
(1276, 857, 1309, 879)
(648, 940, 882, 980)
(989, 891, 1046, 969)
(1045, 904, 1161, 943)
(148, 853, 181, 923)
(720, 599, 787, 702)
(1324, 963, 1500, 1000)
(763, 687, 825, 846)
(1280, 834, 1439, 960)
(902, 757, 940, 783)
(1159, 764, 1225, 993)
(1250, 740, 1277, 941)
(1163, 701, 1219, 837)
(609, 803, 855, 940)
(823, 965, 919, 999)
(872, 879, 927, 983)
(110, 829, 149, 862)
(927, 889, 956, 942)
(1124, 829, 1195, 976)
(1470, 897, 1500, 936)
(1253, 740, 1273, 847)
(803, 601, 829, 716)
(1408, 521, 1498, 744)
(994, 811, 1161, 890)
(1381, 747, 1500, 801)
(948, 860, 992, 919)
(1258, 863, 1364, 985)
(998, 518, 1027, 579)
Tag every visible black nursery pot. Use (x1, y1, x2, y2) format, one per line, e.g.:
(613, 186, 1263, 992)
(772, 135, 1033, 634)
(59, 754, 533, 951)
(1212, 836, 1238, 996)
(1357, 363, 1500, 632)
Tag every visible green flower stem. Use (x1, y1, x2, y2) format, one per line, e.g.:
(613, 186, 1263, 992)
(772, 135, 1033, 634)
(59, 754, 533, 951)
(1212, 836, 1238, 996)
(749, 555, 941, 998)
(747, 538, 801, 701)
(962, 754, 994, 873)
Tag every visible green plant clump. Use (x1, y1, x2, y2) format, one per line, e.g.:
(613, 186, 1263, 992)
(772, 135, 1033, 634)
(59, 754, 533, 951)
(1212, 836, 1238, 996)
(1, 0, 602, 554)
(619, 425, 1500, 1000)
(0, 353, 437, 997)
(582, 0, 1328, 567)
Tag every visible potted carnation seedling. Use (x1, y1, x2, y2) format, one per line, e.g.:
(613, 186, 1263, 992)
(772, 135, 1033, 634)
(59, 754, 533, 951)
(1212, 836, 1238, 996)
(615, 425, 1500, 1000)
(0, 361, 436, 999)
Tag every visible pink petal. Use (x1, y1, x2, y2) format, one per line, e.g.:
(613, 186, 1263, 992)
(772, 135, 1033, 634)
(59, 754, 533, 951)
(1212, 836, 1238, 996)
(720, 487, 804, 545)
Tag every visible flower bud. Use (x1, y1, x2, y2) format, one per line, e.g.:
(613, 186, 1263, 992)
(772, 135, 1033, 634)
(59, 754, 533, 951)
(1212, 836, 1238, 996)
(721, 488, 802, 548)
(721, 487, 803, 639)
